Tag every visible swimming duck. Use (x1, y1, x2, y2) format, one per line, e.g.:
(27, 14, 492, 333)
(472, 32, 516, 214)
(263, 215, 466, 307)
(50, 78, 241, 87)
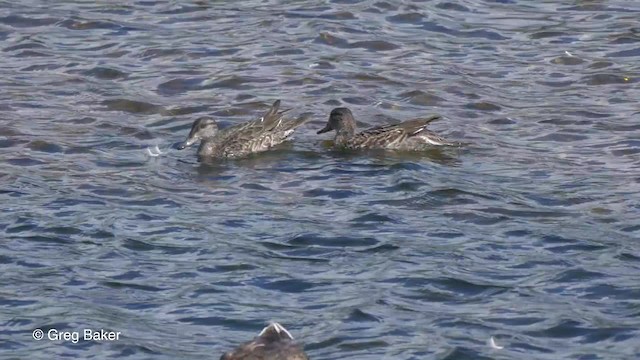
(317, 107, 460, 150)
(176, 100, 308, 159)
(220, 322, 309, 360)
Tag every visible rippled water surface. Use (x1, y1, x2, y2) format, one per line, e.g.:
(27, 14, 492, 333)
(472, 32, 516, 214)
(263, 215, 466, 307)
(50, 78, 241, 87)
(1, 0, 640, 359)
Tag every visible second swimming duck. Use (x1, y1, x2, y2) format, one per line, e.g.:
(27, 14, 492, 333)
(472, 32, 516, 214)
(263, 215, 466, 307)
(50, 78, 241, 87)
(220, 322, 308, 360)
(177, 100, 308, 159)
(317, 107, 460, 150)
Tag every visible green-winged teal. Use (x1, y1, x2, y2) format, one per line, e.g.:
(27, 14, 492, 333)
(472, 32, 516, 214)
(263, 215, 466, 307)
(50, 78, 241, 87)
(177, 100, 308, 159)
(220, 323, 308, 360)
(317, 107, 460, 150)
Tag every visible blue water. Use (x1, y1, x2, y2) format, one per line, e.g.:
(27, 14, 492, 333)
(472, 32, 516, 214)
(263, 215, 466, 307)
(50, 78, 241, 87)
(1, 1, 639, 359)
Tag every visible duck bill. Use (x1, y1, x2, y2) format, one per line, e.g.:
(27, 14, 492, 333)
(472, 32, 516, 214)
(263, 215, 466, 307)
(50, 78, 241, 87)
(175, 137, 198, 150)
(317, 124, 333, 134)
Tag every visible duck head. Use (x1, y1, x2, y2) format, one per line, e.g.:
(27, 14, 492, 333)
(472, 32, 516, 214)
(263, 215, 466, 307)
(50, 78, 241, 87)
(317, 107, 356, 136)
(176, 117, 219, 150)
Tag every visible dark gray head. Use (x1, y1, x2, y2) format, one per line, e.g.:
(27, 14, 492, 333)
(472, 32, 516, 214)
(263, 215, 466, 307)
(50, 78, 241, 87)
(317, 107, 356, 135)
(176, 117, 218, 150)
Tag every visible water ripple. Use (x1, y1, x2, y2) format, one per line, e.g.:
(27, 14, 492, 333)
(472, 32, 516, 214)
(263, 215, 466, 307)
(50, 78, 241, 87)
(1, 1, 639, 359)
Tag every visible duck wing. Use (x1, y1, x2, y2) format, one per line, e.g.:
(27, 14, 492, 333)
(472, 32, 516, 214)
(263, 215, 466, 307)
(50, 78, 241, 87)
(225, 100, 290, 137)
(348, 115, 450, 148)
(220, 113, 309, 158)
(218, 104, 308, 158)
(346, 122, 411, 149)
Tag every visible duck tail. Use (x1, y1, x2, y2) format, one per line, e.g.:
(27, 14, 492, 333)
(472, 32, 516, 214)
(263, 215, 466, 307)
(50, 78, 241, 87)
(423, 136, 461, 146)
(263, 100, 281, 119)
(287, 113, 311, 130)
(262, 100, 296, 131)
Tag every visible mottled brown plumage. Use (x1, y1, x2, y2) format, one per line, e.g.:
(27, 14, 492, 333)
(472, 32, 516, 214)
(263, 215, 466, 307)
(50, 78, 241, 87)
(176, 100, 308, 159)
(220, 323, 309, 360)
(317, 107, 460, 150)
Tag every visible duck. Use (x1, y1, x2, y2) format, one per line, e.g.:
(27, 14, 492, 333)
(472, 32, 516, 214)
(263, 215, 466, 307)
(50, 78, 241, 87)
(317, 107, 460, 150)
(176, 100, 308, 159)
(220, 322, 309, 360)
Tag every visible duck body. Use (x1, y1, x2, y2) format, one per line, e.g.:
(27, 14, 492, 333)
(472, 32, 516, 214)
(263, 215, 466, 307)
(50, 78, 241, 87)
(317, 107, 460, 150)
(177, 100, 308, 159)
(220, 323, 309, 360)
